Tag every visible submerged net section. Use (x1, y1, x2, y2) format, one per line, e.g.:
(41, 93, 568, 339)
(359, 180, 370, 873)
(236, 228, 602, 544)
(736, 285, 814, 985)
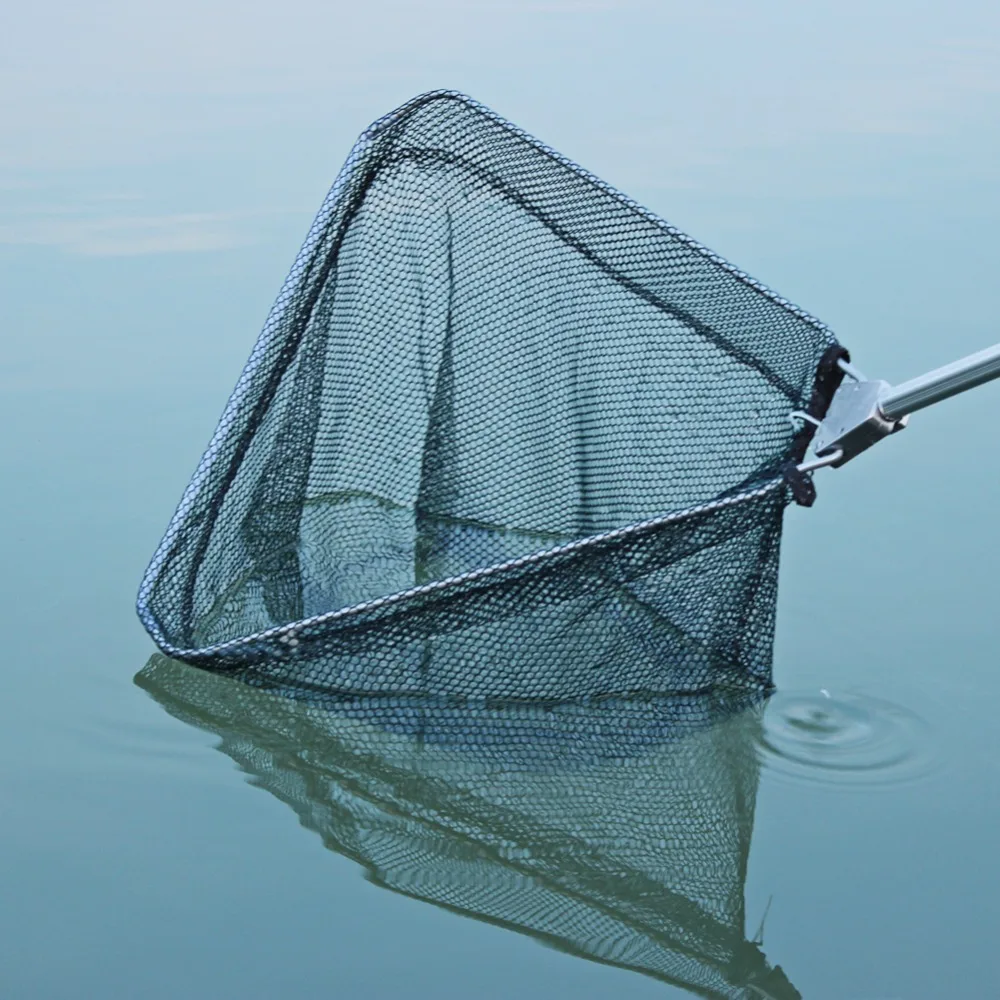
(137, 655, 802, 999)
(137, 91, 843, 699)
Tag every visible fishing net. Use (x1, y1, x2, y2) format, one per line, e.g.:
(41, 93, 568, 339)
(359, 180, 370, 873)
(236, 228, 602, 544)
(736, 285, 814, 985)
(137, 655, 801, 999)
(137, 91, 845, 700)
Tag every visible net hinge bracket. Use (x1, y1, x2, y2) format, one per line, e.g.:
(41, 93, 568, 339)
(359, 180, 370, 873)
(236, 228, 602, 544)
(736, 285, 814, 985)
(809, 361, 908, 467)
(805, 341, 1000, 468)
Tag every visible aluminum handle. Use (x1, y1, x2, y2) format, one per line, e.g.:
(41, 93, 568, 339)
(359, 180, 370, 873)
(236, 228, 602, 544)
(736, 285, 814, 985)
(879, 342, 1000, 421)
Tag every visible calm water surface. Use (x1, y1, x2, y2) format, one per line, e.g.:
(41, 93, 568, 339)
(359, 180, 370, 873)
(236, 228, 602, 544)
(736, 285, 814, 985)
(2, 2, 999, 997)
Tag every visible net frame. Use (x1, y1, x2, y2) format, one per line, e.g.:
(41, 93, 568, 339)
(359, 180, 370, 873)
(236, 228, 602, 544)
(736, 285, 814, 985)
(136, 91, 846, 698)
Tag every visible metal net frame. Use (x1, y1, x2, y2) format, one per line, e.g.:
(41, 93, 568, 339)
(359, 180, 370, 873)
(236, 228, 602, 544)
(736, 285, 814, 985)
(137, 91, 844, 701)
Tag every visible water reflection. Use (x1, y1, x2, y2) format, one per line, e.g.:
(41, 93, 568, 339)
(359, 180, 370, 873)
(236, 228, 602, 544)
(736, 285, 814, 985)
(137, 655, 800, 999)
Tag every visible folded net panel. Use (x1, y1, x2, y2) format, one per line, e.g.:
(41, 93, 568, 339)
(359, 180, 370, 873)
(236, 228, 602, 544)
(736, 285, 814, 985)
(137, 92, 841, 699)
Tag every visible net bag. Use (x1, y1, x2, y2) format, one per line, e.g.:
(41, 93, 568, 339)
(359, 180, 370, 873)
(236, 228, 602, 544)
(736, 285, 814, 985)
(137, 91, 845, 700)
(137, 655, 801, 999)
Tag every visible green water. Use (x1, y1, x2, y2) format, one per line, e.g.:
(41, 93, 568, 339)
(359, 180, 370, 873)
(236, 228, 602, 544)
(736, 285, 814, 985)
(2, 2, 999, 997)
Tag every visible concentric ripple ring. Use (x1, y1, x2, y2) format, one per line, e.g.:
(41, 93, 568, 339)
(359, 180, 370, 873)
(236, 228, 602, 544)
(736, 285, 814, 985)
(757, 690, 934, 787)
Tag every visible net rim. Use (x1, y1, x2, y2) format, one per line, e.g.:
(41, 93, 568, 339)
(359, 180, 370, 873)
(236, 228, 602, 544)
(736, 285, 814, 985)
(137, 476, 786, 662)
(374, 91, 833, 337)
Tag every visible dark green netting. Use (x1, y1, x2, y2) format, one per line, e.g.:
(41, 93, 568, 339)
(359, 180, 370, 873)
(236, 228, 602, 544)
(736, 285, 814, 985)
(137, 655, 801, 1000)
(137, 91, 842, 699)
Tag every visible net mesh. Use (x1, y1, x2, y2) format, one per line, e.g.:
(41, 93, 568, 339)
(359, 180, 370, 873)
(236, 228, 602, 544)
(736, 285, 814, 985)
(137, 655, 802, 999)
(137, 91, 843, 699)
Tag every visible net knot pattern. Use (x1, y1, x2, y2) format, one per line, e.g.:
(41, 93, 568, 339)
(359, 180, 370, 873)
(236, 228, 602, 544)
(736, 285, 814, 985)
(137, 91, 842, 700)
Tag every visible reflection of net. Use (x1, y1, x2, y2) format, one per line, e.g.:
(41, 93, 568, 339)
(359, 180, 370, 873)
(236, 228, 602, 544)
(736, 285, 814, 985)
(137, 656, 801, 999)
(136, 91, 843, 697)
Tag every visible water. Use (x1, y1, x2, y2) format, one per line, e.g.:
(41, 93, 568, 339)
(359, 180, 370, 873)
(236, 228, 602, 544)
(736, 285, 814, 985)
(2, 1, 999, 996)
(759, 691, 934, 788)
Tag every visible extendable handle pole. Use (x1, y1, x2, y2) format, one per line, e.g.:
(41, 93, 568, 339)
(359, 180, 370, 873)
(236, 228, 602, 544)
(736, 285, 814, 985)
(879, 342, 1000, 421)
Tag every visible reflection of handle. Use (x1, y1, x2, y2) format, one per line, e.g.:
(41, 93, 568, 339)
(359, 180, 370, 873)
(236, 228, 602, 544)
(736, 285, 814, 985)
(879, 342, 1000, 421)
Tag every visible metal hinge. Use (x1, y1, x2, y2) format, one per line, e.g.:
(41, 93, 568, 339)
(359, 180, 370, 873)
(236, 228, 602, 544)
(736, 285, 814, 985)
(803, 342, 1000, 469)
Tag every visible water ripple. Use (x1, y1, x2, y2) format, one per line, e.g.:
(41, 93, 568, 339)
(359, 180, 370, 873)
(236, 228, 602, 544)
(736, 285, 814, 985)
(757, 690, 935, 788)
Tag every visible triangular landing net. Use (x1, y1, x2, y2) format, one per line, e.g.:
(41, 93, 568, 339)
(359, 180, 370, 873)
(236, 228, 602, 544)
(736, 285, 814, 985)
(137, 91, 849, 700)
